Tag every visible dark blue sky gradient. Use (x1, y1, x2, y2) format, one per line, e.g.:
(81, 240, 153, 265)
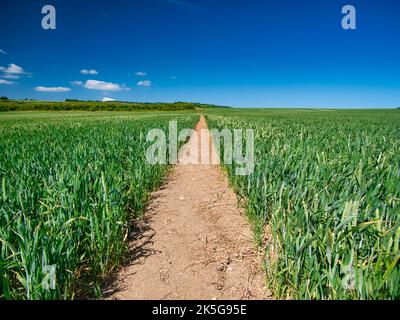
(0, 0, 399, 107)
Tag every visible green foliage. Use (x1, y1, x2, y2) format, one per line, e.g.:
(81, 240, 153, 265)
(0, 111, 198, 299)
(0, 100, 225, 112)
(206, 108, 400, 299)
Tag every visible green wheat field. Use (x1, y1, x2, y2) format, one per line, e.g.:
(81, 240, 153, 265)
(1, 107, 399, 299)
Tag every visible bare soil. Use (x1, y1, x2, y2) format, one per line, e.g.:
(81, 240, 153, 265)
(105, 115, 270, 300)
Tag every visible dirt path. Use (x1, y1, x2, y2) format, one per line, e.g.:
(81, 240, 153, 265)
(105, 115, 269, 300)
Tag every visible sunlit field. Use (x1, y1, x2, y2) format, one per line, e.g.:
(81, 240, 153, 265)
(206, 108, 400, 299)
(0, 111, 198, 299)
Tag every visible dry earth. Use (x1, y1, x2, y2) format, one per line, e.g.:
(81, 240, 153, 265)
(105, 115, 270, 300)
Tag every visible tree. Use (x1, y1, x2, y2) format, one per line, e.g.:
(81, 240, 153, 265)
(0, 96, 9, 101)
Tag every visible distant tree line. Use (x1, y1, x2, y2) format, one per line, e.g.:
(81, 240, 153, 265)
(0, 99, 228, 112)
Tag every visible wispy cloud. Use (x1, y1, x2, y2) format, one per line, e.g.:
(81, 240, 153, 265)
(0, 79, 16, 85)
(1, 74, 19, 80)
(0, 63, 30, 82)
(35, 86, 71, 92)
(164, 0, 202, 11)
(135, 71, 147, 76)
(84, 80, 129, 91)
(70, 81, 83, 86)
(0, 49, 7, 54)
(80, 69, 98, 75)
(101, 97, 116, 102)
(137, 80, 152, 87)
(0, 63, 27, 75)
(170, 75, 177, 79)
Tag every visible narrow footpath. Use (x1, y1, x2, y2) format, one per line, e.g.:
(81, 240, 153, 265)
(106, 115, 269, 300)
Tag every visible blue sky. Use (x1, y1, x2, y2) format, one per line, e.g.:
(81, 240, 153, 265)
(0, 0, 399, 108)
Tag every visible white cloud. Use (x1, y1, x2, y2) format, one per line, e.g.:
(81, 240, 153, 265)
(0, 79, 16, 85)
(84, 80, 129, 91)
(170, 76, 176, 79)
(135, 71, 147, 76)
(0, 49, 7, 54)
(101, 97, 116, 102)
(1, 74, 19, 79)
(0, 63, 26, 74)
(80, 69, 98, 75)
(35, 86, 71, 92)
(137, 80, 152, 87)
(70, 81, 83, 86)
